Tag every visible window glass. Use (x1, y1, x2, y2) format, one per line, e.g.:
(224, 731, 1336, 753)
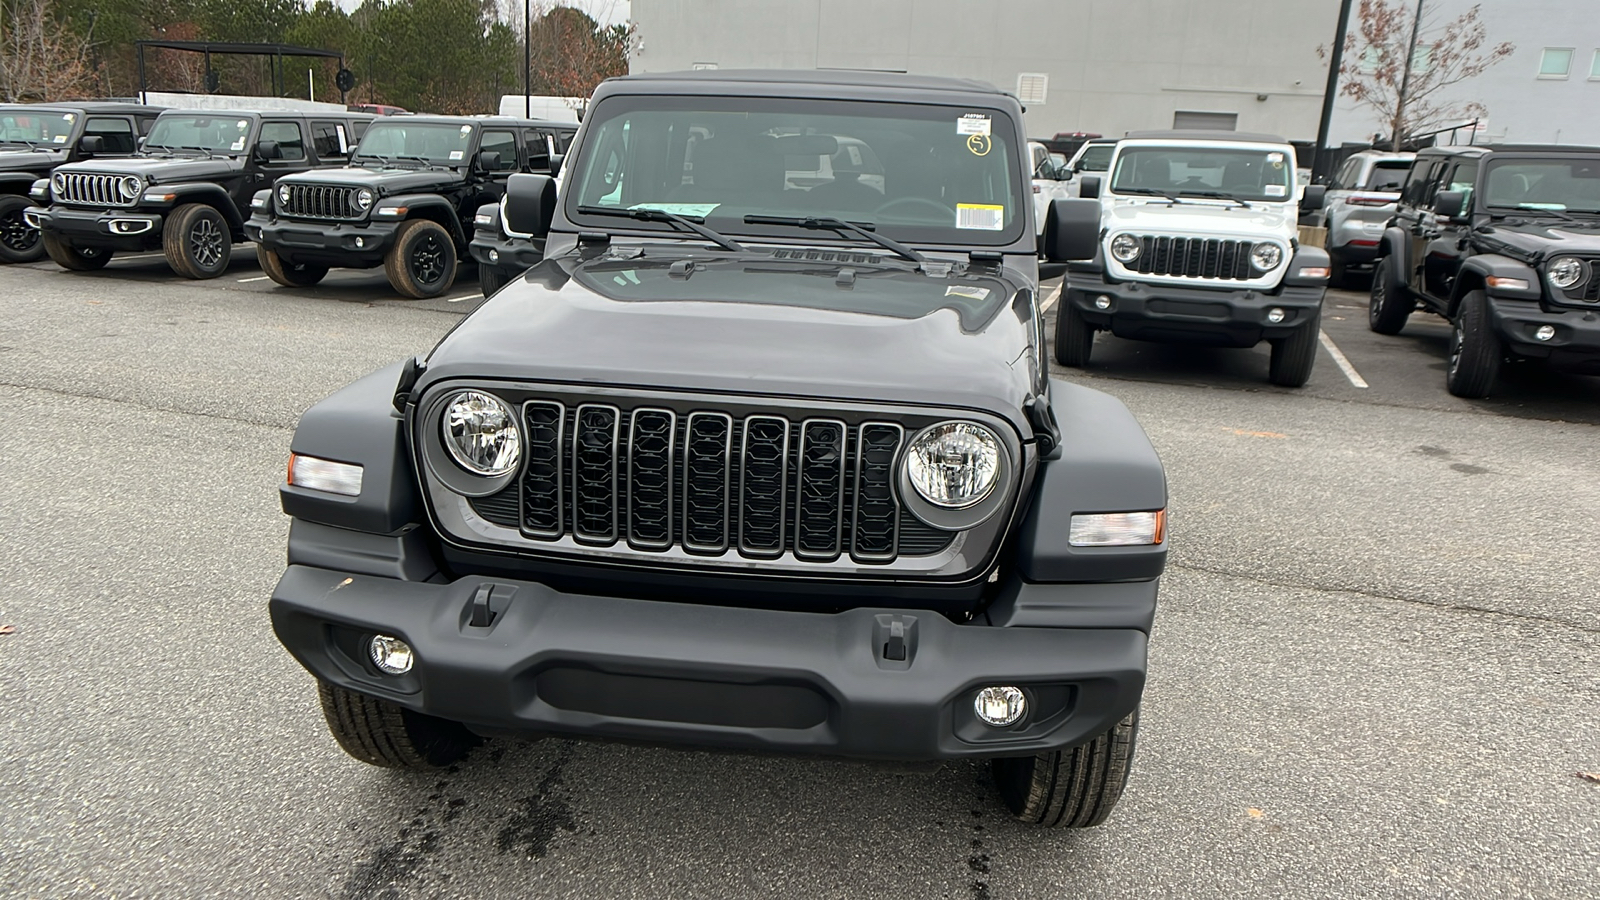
(1484, 158, 1600, 213)
(145, 115, 253, 155)
(354, 122, 476, 166)
(1110, 145, 1294, 203)
(1400, 160, 1440, 207)
(1445, 162, 1478, 208)
(1591, 50, 1600, 79)
(0, 111, 77, 147)
(260, 122, 305, 160)
(1075, 143, 1113, 173)
(1330, 158, 1359, 191)
(1539, 48, 1573, 77)
(1365, 161, 1411, 192)
(479, 130, 517, 171)
(310, 120, 349, 159)
(83, 117, 135, 152)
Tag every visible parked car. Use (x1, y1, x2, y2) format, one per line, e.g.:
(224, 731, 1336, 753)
(1029, 140, 1072, 240)
(247, 116, 576, 298)
(27, 109, 372, 277)
(1062, 137, 1116, 197)
(0, 102, 164, 263)
(349, 104, 410, 117)
(1370, 143, 1600, 397)
(1059, 130, 1330, 386)
(269, 68, 1167, 828)
(1318, 149, 1413, 286)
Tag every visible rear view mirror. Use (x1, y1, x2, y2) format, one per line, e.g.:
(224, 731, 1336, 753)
(1433, 190, 1467, 219)
(1300, 184, 1327, 211)
(504, 173, 556, 237)
(1043, 198, 1101, 262)
(1077, 175, 1101, 200)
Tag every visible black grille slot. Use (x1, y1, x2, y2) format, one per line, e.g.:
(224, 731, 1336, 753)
(627, 408, 675, 549)
(281, 183, 362, 220)
(738, 415, 789, 557)
(572, 404, 619, 544)
(469, 490, 521, 528)
(898, 510, 956, 556)
(851, 423, 903, 561)
(794, 419, 847, 560)
(1134, 236, 1255, 280)
(682, 412, 732, 552)
(521, 401, 565, 538)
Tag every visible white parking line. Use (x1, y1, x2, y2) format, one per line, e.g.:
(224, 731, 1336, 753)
(237, 275, 272, 283)
(444, 292, 480, 303)
(1319, 330, 1370, 388)
(112, 253, 166, 262)
(1041, 284, 1062, 313)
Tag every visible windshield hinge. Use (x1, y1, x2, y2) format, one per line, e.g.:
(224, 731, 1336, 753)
(969, 250, 1003, 263)
(1025, 395, 1062, 460)
(578, 231, 610, 245)
(392, 355, 425, 413)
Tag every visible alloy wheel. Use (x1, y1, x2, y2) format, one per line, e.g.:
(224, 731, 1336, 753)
(409, 232, 447, 285)
(189, 218, 224, 269)
(0, 208, 38, 253)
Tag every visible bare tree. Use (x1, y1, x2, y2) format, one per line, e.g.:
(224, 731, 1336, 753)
(1321, 0, 1514, 150)
(0, 0, 99, 101)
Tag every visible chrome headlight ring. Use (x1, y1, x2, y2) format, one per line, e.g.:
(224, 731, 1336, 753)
(1109, 233, 1142, 264)
(1250, 242, 1284, 272)
(1547, 256, 1587, 291)
(418, 388, 524, 498)
(897, 420, 1014, 532)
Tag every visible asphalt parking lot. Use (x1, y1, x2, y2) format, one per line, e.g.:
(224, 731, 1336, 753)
(1, 251, 1596, 899)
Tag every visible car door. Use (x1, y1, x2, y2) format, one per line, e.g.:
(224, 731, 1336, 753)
(309, 119, 353, 165)
(81, 116, 139, 157)
(1397, 157, 1446, 298)
(250, 120, 313, 210)
(1423, 159, 1478, 301)
(471, 128, 521, 229)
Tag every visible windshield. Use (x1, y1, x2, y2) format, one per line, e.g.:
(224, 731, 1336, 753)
(1484, 159, 1600, 213)
(1111, 145, 1295, 202)
(569, 95, 1025, 246)
(146, 115, 254, 154)
(0, 111, 78, 147)
(354, 122, 476, 165)
(1075, 144, 1113, 172)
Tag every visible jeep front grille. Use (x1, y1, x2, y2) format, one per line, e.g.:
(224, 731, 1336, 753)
(464, 401, 952, 564)
(55, 173, 134, 207)
(279, 183, 363, 220)
(1130, 236, 1254, 280)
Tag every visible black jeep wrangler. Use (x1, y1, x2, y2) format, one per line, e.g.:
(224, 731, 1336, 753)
(29, 109, 371, 278)
(470, 127, 579, 296)
(1371, 144, 1600, 397)
(247, 117, 576, 298)
(269, 70, 1167, 828)
(0, 102, 163, 263)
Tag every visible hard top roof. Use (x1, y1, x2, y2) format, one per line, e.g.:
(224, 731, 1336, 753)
(1418, 143, 1600, 156)
(157, 108, 372, 120)
(369, 114, 576, 128)
(0, 102, 166, 116)
(1123, 130, 1290, 144)
(605, 68, 1008, 99)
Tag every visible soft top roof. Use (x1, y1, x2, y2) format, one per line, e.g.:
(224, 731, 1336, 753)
(1123, 130, 1290, 144)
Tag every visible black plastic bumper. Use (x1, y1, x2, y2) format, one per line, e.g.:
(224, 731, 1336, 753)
(28, 205, 164, 250)
(1489, 297, 1600, 370)
(270, 563, 1149, 761)
(249, 215, 400, 267)
(1067, 270, 1326, 348)
(467, 232, 544, 270)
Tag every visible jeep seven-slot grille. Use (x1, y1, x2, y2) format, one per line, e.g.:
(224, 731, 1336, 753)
(280, 183, 363, 220)
(55, 173, 134, 207)
(1131, 236, 1254, 280)
(470, 402, 952, 563)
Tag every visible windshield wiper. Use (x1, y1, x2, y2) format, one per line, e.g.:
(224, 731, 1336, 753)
(743, 215, 927, 264)
(1177, 190, 1252, 209)
(577, 205, 745, 252)
(1, 138, 41, 150)
(1490, 204, 1580, 222)
(1115, 186, 1185, 203)
(171, 144, 213, 158)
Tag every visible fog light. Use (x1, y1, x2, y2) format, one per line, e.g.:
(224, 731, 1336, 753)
(1535, 324, 1556, 342)
(488, 249, 499, 263)
(354, 236, 367, 249)
(1094, 294, 1112, 310)
(1267, 307, 1287, 324)
(369, 634, 414, 675)
(974, 686, 1027, 726)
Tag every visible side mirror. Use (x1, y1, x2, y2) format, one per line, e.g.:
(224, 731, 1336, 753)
(77, 135, 105, 154)
(548, 154, 564, 178)
(254, 140, 282, 162)
(504, 172, 556, 237)
(1432, 190, 1467, 219)
(1043, 198, 1101, 262)
(1077, 175, 1101, 200)
(1300, 184, 1327, 211)
(527, 150, 552, 172)
(475, 149, 502, 172)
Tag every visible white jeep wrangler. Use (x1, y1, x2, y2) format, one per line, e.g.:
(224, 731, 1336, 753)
(1057, 130, 1330, 386)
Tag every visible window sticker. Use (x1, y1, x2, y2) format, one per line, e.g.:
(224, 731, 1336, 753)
(336, 125, 348, 153)
(460, 125, 473, 135)
(957, 114, 991, 136)
(966, 134, 992, 157)
(449, 150, 464, 160)
(63, 113, 75, 122)
(53, 134, 67, 143)
(630, 202, 721, 217)
(945, 285, 992, 301)
(231, 138, 246, 151)
(846, 145, 862, 166)
(956, 203, 1005, 230)
(237, 120, 249, 130)
(1265, 184, 1287, 196)
(1267, 152, 1285, 164)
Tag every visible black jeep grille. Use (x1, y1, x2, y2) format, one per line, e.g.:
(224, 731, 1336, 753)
(1129, 236, 1255, 280)
(280, 183, 363, 220)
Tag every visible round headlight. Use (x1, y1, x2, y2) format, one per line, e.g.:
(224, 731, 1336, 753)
(441, 391, 521, 476)
(905, 422, 1001, 509)
(277, 184, 291, 204)
(1548, 256, 1586, 290)
(1109, 233, 1142, 263)
(1251, 242, 1284, 271)
(51, 171, 66, 192)
(118, 176, 141, 200)
(356, 188, 375, 210)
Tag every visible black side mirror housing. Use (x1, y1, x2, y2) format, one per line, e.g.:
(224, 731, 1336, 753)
(504, 173, 557, 237)
(475, 149, 502, 172)
(254, 140, 282, 162)
(1043, 198, 1101, 262)
(1433, 190, 1467, 219)
(1077, 175, 1101, 200)
(1300, 184, 1327, 211)
(77, 135, 105, 154)
(548, 154, 564, 178)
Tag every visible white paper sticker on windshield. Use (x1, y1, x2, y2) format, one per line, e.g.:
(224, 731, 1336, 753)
(957, 114, 992, 136)
(63, 113, 75, 122)
(336, 125, 348, 153)
(237, 120, 249, 129)
(231, 139, 246, 151)
(945, 285, 992, 301)
(1267, 152, 1285, 164)
(53, 134, 67, 143)
(460, 125, 473, 135)
(1265, 184, 1287, 196)
(449, 150, 464, 160)
(956, 203, 1004, 230)
(847, 145, 862, 166)
(630, 202, 721, 217)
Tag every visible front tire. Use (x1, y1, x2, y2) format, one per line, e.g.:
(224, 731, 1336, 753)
(992, 707, 1140, 828)
(0, 194, 45, 263)
(1268, 305, 1321, 387)
(257, 245, 329, 287)
(164, 203, 232, 279)
(1445, 289, 1503, 399)
(384, 219, 457, 299)
(317, 680, 481, 768)
(1053, 302, 1094, 367)
(1368, 257, 1411, 335)
(479, 261, 510, 297)
(42, 232, 111, 271)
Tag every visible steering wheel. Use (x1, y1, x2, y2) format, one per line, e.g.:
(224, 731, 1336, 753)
(874, 196, 953, 219)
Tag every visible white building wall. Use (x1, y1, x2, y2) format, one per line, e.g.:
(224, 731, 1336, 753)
(631, 0, 1340, 141)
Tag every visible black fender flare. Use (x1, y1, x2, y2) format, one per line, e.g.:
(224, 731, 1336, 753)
(150, 182, 248, 232)
(381, 193, 467, 245)
(1451, 254, 1542, 314)
(1282, 244, 1332, 287)
(0, 172, 41, 193)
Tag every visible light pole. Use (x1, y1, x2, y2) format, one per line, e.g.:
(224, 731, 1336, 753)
(524, 0, 531, 117)
(1313, 0, 1355, 179)
(1392, 0, 1427, 151)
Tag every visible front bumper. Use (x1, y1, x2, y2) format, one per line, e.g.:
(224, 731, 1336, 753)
(270, 563, 1149, 761)
(26, 205, 164, 250)
(249, 214, 400, 267)
(467, 231, 544, 271)
(1489, 297, 1600, 371)
(1067, 268, 1326, 348)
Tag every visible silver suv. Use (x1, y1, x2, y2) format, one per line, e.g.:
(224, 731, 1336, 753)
(1319, 149, 1413, 286)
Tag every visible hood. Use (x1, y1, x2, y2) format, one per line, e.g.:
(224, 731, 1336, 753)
(419, 250, 1038, 432)
(53, 155, 239, 182)
(1479, 219, 1600, 261)
(1104, 199, 1295, 237)
(281, 165, 463, 195)
(0, 148, 66, 172)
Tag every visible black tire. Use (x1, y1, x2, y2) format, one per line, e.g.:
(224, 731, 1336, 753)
(317, 679, 481, 768)
(0, 194, 45, 263)
(993, 707, 1140, 828)
(479, 261, 510, 297)
(1268, 304, 1321, 387)
(1053, 301, 1094, 367)
(164, 203, 232, 279)
(257, 245, 329, 287)
(1368, 256, 1411, 335)
(385, 219, 457, 299)
(42, 232, 111, 271)
(1326, 252, 1347, 290)
(1445, 289, 1503, 399)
